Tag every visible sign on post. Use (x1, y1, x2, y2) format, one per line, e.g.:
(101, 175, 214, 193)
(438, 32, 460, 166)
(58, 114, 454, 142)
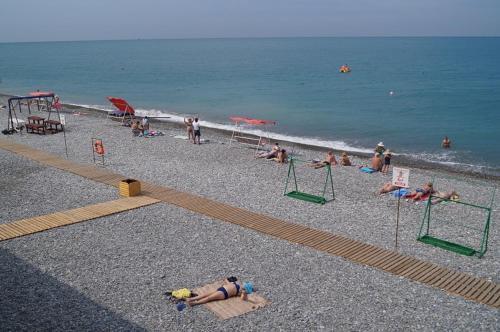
(60, 114, 66, 125)
(392, 167, 410, 250)
(392, 167, 410, 188)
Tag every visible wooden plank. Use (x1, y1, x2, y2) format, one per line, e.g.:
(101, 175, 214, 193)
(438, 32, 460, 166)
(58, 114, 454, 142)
(480, 285, 500, 305)
(0, 197, 160, 242)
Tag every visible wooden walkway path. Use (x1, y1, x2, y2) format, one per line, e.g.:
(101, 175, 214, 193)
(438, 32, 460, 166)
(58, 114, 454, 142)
(0, 196, 159, 242)
(0, 139, 498, 309)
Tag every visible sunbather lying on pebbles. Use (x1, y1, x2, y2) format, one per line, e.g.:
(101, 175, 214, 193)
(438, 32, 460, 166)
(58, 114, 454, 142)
(405, 182, 435, 201)
(430, 191, 459, 205)
(309, 151, 336, 169)
(379, 182, 399, 194)
(256, 142, 280, 159)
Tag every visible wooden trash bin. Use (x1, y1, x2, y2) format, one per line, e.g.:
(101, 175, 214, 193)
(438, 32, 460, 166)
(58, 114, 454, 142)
(119, 179, 141, 197)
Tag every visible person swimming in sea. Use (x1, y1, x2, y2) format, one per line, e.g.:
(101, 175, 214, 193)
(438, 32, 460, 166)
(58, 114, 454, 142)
(442, 136, 451, 148)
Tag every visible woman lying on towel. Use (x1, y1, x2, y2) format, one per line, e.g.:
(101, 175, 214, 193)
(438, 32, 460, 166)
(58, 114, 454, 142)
(186, 278, 254, 306)
(405, 182, 435, 201)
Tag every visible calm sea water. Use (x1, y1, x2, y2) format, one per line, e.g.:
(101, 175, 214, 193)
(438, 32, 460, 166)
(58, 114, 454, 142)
(1, 38, 499, 175)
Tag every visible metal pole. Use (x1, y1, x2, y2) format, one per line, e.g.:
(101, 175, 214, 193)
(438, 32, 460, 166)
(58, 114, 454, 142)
(395, 188, 401, 250)
(62, 126, 69, 158)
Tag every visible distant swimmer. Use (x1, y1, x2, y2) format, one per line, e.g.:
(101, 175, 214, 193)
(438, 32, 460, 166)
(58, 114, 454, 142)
(389, 91, 394, 96)
(442, 136, 451, 149)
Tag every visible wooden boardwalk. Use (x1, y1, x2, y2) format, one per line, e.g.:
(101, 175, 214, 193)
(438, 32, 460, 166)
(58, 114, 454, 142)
(0, 196, 159, 242)
(0, 138, 498, 309)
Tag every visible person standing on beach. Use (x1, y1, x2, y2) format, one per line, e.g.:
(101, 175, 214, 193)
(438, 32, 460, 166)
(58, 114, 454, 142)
(184, 117, 194, 143)
(382, 150, 392, 174)
(142, 116, 150, 133)
(193, 117, 201, 144)
(375, 142, 386, 155)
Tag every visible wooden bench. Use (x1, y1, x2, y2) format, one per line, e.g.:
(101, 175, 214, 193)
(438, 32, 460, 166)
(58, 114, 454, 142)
(25, 123, 46, 134)
(45, 119, 63, 133)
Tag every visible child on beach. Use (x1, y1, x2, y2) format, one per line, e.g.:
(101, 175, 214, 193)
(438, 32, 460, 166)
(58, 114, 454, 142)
(184, 117, 194, 143)
(192, 117, 201, 144)
(382, 150, 392, 174)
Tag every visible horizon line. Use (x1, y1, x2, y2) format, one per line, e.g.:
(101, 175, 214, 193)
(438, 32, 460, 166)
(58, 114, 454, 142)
(1, 35, 499, 44)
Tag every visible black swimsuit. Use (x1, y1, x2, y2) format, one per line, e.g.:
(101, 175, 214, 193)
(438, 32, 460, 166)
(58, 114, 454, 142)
(217, 282, 240, 299)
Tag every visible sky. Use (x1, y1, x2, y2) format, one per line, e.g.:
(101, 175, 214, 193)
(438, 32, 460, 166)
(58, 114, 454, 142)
(1, 0, 499, 42)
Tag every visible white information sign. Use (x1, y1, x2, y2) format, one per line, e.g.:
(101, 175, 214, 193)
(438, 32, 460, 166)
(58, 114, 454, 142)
(60, 114, 66, 125)
(392, 167, 410, 188)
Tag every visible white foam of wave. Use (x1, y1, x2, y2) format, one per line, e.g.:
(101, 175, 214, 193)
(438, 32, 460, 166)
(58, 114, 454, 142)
(135, 108, 374, 154)
(67, 103, 374, 154)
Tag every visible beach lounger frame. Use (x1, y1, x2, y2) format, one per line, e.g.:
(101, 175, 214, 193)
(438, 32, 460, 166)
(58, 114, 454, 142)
(228, 116, 275, 155)
(417, 187, 496, 258)
(283, 157, 335, 204)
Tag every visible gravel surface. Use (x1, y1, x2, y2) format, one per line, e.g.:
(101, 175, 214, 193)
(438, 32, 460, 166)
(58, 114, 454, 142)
(0, 100, 499, 330)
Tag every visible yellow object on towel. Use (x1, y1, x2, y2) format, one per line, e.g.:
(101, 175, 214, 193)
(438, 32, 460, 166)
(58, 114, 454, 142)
(172, 288, 191, 299)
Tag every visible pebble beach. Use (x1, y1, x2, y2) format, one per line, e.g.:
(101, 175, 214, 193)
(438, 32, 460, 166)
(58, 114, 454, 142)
(0, 98, 499, 330)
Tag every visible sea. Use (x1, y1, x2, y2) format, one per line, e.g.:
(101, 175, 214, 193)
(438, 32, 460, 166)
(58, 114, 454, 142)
(0, 37, 499, 176)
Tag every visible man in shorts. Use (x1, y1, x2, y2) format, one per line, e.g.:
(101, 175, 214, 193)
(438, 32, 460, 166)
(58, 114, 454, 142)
(193, 117, 201, 144)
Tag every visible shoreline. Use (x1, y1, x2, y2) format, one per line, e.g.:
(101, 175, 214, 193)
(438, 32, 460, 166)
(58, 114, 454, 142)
(1, 92, 499, 181)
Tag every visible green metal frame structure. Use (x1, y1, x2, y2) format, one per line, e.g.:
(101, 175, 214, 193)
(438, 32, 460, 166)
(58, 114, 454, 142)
(283, 157, 335, 204)
(417, 188, 496, 258)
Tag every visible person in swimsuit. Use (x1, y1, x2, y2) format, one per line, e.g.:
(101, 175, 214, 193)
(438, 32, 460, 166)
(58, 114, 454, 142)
(257, 142, 280, 159)
(273, 149, 288, 164)
(442, 136, 451, 148)
(430, 191, 459, 205)
(379, 182, 399, 194)
(184, 117, 194, 143)
(309, 150, 337, 169)
(405, 182, 435, 201)
(185, 279, 253, 306)
(371, 153, 383, 171)
(382, 150, 392, 174)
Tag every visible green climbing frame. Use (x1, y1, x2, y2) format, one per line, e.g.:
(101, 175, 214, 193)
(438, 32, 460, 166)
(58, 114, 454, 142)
(283, 157, 335, 205)
(417, 188, 495, 258)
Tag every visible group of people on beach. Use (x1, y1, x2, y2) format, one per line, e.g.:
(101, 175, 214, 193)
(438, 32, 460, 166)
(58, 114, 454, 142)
(131, 116, 150, 136)
(256, 142, 288, 163)
(184, 117, 201, 144)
